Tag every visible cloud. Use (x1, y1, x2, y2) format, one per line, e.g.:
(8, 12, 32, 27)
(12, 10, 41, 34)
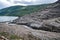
(0, 0, 58, 9)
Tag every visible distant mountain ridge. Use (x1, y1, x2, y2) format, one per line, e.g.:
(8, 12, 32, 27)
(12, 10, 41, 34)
(0, 4, 53, 16)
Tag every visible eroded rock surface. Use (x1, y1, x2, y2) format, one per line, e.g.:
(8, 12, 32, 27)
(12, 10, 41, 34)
(0, 0, 60, 40)
(0, 23, 60, 40)
(13, 0, 60, 33)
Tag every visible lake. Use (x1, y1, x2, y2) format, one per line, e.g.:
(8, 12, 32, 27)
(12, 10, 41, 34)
(0, 16, 18, 22)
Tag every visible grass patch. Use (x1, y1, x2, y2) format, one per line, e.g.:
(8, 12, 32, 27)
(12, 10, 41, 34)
(0, 32, 23, 40)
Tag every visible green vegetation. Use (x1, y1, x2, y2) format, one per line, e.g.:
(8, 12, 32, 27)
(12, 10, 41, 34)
(0, 4, 51, 16)
(0, 32, 23, 40)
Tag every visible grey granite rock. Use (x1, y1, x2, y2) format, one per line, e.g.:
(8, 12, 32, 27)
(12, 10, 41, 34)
(13, 0, 60, 33)
(0, 23, 60, 40)
(0, 0, 60, 40)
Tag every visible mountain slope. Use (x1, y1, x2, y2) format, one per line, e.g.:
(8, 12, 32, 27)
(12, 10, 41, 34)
(0, 0, 60, 40)
(13, 0, 60, 32)
(0, 4, 52, 16)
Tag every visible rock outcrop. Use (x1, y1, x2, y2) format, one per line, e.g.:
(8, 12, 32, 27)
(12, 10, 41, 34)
(0, 23, 60, 40)
(0, 0, 60, 40)
(13, 0, 60, 33)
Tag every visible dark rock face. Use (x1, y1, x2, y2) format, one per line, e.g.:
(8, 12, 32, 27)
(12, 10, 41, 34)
(40, 18, 60, 33)
(57, 0, 60, 3)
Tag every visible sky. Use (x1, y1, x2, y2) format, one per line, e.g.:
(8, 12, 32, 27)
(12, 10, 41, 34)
(0, 0, 58, 9)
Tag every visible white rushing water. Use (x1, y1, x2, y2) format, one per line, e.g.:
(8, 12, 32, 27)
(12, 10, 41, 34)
(0, 16, 18, 22)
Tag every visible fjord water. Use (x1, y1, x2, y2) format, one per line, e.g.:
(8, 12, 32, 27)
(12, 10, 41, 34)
(0, 16, 18, 22)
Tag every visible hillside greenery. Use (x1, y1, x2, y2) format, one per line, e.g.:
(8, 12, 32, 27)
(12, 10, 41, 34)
(0, 32, 23, 40)
(0, 4, 52, 16)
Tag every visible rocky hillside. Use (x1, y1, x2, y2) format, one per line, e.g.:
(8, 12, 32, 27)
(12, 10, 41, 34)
(0, 0, 60, 40)
(0, 23, 60, 40)
(13, 0, 60, 33)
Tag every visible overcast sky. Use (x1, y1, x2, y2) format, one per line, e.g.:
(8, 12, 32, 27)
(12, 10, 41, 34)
(0, 0, 58, 9)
